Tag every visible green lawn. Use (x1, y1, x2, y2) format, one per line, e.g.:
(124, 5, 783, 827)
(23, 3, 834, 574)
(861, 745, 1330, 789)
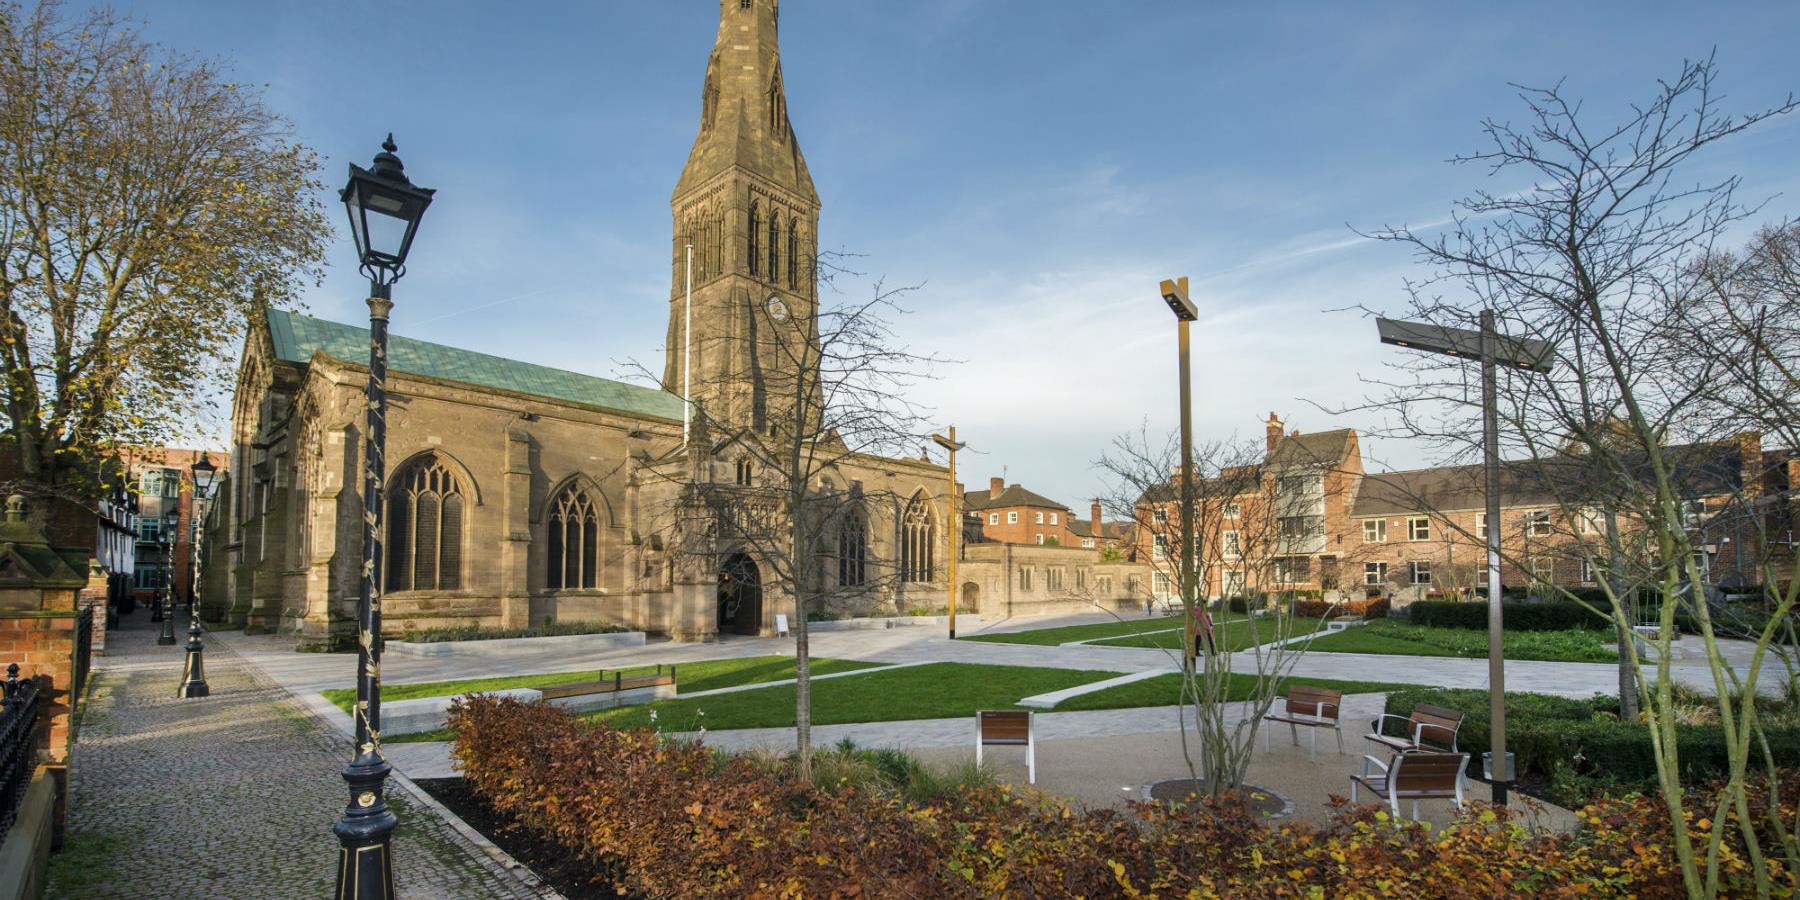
(1303, 620, 1617, 662)
(1088, 615, 1326, 652)
(583, 662, 1120, 733)
(326, 655, 884, 715)
(1055, 672, 1420, 711)
(962, 615, 1186, 646)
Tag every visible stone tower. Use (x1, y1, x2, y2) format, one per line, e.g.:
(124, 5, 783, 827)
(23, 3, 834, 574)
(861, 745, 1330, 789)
(666, 0, 821, 436)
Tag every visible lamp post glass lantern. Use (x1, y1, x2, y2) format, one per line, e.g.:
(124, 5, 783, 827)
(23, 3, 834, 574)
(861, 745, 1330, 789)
(332, 135, 433, 900)
(1375, 312, 1552, 806)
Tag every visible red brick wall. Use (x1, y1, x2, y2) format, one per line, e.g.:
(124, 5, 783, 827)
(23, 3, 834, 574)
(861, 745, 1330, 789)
(0, 610, 78, 763)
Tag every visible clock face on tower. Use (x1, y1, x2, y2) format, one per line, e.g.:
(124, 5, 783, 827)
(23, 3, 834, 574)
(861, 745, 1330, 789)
(766, 295, 789, 321)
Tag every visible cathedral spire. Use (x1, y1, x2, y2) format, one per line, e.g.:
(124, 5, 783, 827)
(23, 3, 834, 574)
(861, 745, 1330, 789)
(675, 0, 816, 203)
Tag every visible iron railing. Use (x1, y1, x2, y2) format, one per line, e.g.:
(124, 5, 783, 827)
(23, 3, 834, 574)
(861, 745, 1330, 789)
(73, 603, 94, 703)
(0, 665, 45, 836)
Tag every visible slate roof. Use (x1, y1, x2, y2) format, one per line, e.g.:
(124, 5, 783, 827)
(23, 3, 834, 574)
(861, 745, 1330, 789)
(1352, 441, 1749, 517)
(1268, 429, 1357, 469)
(1068, 518, 1131, 540)
(963, 484, 1070, 512)
(266, 309, 686, 421)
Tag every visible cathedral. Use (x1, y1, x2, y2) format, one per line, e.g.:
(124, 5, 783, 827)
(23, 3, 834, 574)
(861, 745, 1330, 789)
(209, 1, 1148, 649)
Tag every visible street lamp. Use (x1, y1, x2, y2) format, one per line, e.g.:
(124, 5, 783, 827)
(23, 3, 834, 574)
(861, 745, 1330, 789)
(1157, 277, 1208, 673)
(157, 517, 178, 646)
(1376, 311, 1552, 806)
(333, 134, 434, 900)
(179, 452, 218, 699)
(930, 427, 966, 639)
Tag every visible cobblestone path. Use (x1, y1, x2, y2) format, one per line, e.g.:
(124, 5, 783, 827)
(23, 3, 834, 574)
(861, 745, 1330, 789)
(47, 610, 542, 899)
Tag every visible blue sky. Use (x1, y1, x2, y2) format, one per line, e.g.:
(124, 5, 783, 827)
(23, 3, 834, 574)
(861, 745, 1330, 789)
(105, 1, 1800, 508)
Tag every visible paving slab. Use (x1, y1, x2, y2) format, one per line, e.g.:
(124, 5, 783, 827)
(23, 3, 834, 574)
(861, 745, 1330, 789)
(48, 610, 547, 900)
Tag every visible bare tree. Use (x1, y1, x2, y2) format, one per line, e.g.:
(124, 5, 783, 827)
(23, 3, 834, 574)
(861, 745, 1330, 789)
(1356, 55, 1797, 897)
(639, 258, 946, 778)
(1096, 427, 1357, 800)
(0, 1, 328, 517)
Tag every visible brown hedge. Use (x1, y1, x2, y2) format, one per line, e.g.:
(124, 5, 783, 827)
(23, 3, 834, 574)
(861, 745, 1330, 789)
(449, 695, 1792, 898)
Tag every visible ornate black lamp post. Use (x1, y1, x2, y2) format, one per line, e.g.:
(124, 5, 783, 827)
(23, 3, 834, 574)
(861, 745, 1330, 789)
(156, 519, 178, 645)
(332, 135, 434, 900)
(179, 452, 218, 699)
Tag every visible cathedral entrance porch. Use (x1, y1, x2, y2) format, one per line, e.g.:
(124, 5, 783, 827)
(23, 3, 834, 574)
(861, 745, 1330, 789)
(718, 553, 763, 636)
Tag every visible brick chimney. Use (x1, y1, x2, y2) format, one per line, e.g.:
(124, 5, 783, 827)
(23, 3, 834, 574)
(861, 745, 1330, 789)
(1265, 412, 1285, 454)
(1091, 500, 1103, 537)
(1737, 431, 1764, 501)
(989, 476, 1004, 497)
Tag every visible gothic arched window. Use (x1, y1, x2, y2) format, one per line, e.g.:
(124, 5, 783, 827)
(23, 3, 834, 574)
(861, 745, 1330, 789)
(787, 219, 799, 287)
(386, 455, 465, 593)
(900, 494, 936, 584)
(548, 485, 600, 590)
(838, 506, 867, 587)
(768, 212, 780, 279)
(747, 201, 760, 276)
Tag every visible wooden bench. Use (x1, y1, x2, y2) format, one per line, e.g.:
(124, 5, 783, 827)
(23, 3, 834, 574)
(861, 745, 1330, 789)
(975, 710, 1035, 784)
(1350, 750, 1469, 821)
(537, 668, 676, 701)
(1366, 703, 1462, 755)
(1262, 685, 1344, 760)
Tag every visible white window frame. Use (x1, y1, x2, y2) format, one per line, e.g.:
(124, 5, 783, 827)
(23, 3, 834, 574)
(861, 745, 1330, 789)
(1223, 503, 1241, 519)
(1035, 511, 1045, 524)
(1035, 533, 1044, 545)
(1531, 557, 1555, 585)
(1580, 558, 1596, 584)
(1409, 560, 1432, 585)
(1476, 512, 1488, 539)
(1527, 510, 1553, 537)
(1152, 535, 1168, 560)
(1364, 561, 1388, 586)
(1007, 511, 1018, 524)
(1221, 530, 1241, 558)
(1407, 516, 1430, 542)
(1049, 512, 1059, 526)
(988, 513, 999, 525)
(1362, 519, 1386, 543)
(1152, 508, 1168, 524)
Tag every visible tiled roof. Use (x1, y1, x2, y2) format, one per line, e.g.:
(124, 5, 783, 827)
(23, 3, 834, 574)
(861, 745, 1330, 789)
(1268, 429, 1356, 469)
(266, 309, 685, 421)
(1352, 442, 1748, 517)
(963, 484, 1070, 512)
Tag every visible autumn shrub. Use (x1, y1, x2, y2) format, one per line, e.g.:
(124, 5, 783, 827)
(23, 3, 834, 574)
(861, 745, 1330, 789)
(449, 694, 1799, 898)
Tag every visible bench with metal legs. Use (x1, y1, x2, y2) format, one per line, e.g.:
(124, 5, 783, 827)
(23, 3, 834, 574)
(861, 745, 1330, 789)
(975, 709, 1035, 784)
(1350, 750, 1469, 822)
(1262, 685, 1344, 761)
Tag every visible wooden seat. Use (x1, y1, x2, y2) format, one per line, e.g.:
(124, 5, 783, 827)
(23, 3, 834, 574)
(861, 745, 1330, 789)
(1350, 750, 1469, 821)
(976, 710, 1035, 784)
(1365, 703, 1462, 755)
(1262, 685, 1343, 760)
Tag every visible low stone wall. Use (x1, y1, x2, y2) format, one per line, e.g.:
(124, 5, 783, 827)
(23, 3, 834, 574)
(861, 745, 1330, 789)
(807, 614, 984, 633)
(0, 767, 56, 900)
(384, 630, 646, 659)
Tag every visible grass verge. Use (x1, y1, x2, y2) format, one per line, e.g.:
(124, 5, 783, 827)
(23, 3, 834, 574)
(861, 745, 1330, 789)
(583, 662, 1119, 732)
(962, 615, 1186, 646)
(1088, 615, 1326, 652)
(1304, 620, 1617, 662)
(327, 655, 884, 715)
(1054, 672, 1419, 711)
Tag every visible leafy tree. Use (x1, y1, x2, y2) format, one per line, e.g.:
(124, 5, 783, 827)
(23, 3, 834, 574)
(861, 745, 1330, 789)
(0, 1, 327, 514)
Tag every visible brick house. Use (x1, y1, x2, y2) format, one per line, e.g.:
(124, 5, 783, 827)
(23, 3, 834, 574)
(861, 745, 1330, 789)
(1134, 412, 1795, 604)
(963, 478, 1081, 546)
(122, 447, 228, 607)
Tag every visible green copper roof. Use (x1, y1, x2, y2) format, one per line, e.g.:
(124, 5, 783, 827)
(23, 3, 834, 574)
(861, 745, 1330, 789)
(266, 309, 685, 421)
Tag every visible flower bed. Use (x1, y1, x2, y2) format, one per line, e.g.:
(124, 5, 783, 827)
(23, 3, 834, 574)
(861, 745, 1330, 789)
(449, 694, 1792, 897)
